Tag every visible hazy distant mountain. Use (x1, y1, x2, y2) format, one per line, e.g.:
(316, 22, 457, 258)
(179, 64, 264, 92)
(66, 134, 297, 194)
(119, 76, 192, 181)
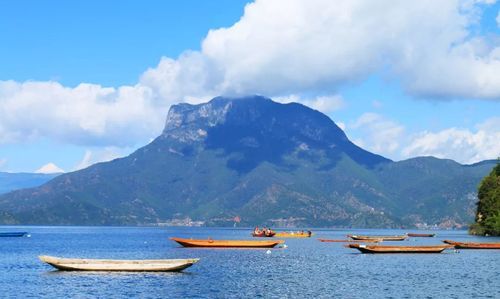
(0, 96, 495, 227)
(0, 172, 60, 195)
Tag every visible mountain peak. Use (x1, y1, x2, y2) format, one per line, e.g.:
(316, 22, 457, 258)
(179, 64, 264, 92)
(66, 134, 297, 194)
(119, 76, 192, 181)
(35, 163, 64, 174)
(163, 95, 272, 133)
(161, 95, 390, 171)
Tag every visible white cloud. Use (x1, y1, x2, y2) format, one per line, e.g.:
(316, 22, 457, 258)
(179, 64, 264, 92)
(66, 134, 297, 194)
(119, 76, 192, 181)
(274, 94, 345, 113)
(497, 10, 500, 27)
(75, 151, 93, 171)
(74, 147, 133, 170)
(139, 52, 221, 104)
(349, 112, 405, 154)
(35, 163, 64, 174)
(402, 117, 500, 163)
(307, 95, 346, 113)
(1, 0, 500, 150)
(346, 113, 500, 164)
(122, 0, 500, 101)
(201, 0, 500, 99)
(0, 81, 166, 146)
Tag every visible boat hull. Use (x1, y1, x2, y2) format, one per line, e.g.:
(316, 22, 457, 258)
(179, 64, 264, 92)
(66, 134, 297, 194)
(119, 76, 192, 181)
(347, 244, 452, 254)
(170, 237, 284, 248)
(407, 233, 436, 237)
(0, 232, 28, 237)
(347, 234, 407, 241)
(39, 255, 199, 272)
(251, 232, 276, 237)
(274, 232, 311, 238)
(318, 239, 379, 243)
(443, 240, 500, 249)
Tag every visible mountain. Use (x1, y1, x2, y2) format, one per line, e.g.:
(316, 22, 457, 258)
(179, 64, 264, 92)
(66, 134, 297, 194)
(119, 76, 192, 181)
(0, 96, 496, 227)
(0, 172, 60, 195)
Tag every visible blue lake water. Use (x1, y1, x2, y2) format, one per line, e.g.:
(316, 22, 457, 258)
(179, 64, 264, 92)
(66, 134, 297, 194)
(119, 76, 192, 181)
(0, 226, 499, 298)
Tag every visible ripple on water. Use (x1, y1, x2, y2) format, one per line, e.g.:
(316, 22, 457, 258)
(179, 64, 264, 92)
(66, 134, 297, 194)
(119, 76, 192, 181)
(0, 227, 499, 298)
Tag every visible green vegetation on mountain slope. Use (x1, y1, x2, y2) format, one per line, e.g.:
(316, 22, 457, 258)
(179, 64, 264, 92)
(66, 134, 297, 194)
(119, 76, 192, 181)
(0, 96, 496, 228)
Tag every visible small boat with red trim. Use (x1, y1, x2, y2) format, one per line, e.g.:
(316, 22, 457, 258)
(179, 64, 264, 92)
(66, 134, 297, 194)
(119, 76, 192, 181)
(170, 237, 284, 248)
(251, 227, 276, 237)
(251, 232, 276, 237)
(252, 227, 276, 238)
(347, 243, 452, 254)
(443, 240, 500, 249)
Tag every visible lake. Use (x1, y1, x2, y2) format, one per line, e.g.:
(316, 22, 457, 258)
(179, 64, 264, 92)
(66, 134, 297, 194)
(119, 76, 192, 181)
(0, 226, 498, 298)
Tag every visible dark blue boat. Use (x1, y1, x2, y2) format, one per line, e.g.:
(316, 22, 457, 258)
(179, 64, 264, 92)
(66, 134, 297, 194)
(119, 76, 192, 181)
(0, 232, 28, 237)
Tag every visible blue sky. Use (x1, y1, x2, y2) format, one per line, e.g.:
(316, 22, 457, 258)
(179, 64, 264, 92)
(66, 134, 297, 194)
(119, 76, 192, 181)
(0, 0, 248, 86)
(0, 0, 248, 172)
(0, 0, 499, 173)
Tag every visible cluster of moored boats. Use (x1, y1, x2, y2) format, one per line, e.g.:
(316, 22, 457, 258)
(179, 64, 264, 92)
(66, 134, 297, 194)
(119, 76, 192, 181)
(327, 233, 500, 253)
(2, 230, 499, 272)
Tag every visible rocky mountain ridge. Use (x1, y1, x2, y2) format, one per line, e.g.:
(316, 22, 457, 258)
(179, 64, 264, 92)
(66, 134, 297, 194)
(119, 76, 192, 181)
(0, 96, 495, 227)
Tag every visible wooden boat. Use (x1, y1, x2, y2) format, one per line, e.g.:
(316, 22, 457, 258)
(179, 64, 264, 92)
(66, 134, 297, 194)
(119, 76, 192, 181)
(170, 237, 284, 248)
(251, 231, 276, 237)
(347, 234, 407, 241)
(0, 232, 28, 237)
(407, 233, 436, 237)
(346, 243, 452, 254)
(443, 240, 500, 249)
(318, 238, 380, 243)
(274, 231, 312, 238)
(39, 255, 199, 272)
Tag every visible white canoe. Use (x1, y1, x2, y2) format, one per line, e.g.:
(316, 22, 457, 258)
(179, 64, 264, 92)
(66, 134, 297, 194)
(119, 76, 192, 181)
(39, 255, 199, 272)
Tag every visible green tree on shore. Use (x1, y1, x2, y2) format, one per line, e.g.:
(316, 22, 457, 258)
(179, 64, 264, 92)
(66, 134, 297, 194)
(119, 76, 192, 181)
(470, 161, 500, 236)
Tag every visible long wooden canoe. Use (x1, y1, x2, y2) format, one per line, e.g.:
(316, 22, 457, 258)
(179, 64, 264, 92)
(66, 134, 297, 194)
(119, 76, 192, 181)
(347, 243, 452, 254)
(170, 237, 284, 248)
(318, 238, 380, 243)
(347, 234, 407, 241)
(0, 232, 28, 237)
(407, 233, 436, 237)
(274, 232, 312, 238)
(443, 240, 500, 249)
(39, 255, 199, 272)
